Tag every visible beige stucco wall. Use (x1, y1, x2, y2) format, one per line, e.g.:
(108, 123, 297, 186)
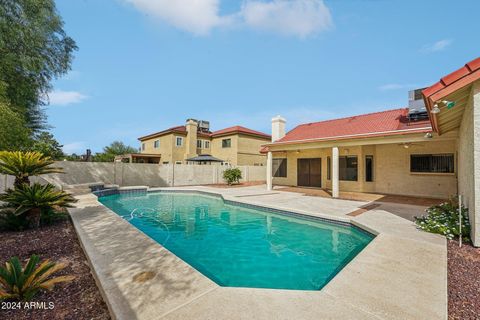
(140, 133, 181, 163)
(196, 138, 212, 155)
(0, 162, 266, 190)
(458, 81, 480, 246)
(237, 135, 269, 166)
(272, 139, 457, 199)
(374, 141, 457, 198)
(141, 131, 268, 166)
(210, 134, 239, 165)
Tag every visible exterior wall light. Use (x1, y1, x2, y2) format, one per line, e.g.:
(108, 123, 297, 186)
(442, 100, 456, 109)
(431, 104, 441, 114)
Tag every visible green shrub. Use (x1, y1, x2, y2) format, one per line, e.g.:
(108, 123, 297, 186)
(0, 183, 76, 229)
(0, 208, 29, 231)
(40, 207, 68, 226)
(223, 168, 242, 185)
(0, 255, 74, 301)
(0, 206, 68, 231)
(415, 197, 470, 241)
(0, 151, 63, 187)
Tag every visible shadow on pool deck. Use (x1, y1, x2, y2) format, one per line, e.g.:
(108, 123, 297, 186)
(277, 186, 445, 206)
(276, 186, 445, 221)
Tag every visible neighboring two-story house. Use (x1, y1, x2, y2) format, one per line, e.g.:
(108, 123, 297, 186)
(132, 119, 270, 166)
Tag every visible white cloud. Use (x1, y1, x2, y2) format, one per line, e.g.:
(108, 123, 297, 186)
(421, 39, 453, 53)
(48, 90, 88, 106)
(378, 83, 417, 91)
(62, 142, 87, 154)
(123, 0, 332, 38)
(124, 0, 230, 35)
(241, 0, 332, 38)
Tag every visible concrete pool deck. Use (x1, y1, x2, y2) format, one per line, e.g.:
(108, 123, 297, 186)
(69, 185, 447, 320)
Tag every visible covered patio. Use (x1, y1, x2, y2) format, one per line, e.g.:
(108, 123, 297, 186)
(114, 153, 161, 164)
(264, 127, 457, 199)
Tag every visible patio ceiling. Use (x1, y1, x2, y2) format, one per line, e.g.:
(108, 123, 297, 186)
(432, 85, 471, 134)
(265, 131, 456, 152)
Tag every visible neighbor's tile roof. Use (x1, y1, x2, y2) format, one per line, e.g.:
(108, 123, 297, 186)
(270, 108, 431, 146)
(422, 57, 480, 100)
(139, 125, 270, 141)
(138, 125, 187, 141)
(211, 126, 271, 139)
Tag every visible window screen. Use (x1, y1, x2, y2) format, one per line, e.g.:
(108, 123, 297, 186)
(365, 155, 373, 182)
(410, 154, 454, 173)
(176, 137, 183, 146)
(272, 159, 287, 177)
(222, 139, 231, 148)
(327, 157, 331, 180)
(339, 156, 358, 181)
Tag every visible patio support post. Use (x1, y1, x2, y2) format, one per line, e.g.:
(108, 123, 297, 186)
(267, 151, 273, 191)
(332, 147, 339, 198)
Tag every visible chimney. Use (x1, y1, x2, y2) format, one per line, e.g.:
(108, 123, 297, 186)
(184, 119, 198, 159)
(271, 115, 286, 142)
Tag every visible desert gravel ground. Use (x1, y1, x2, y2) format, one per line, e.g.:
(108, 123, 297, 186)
(0, 219, 110, 320)
(448, 239, 480, 320)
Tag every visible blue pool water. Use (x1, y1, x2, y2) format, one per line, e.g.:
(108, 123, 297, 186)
(99, 192, 373, 290)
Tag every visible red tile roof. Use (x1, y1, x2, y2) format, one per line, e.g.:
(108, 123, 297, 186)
(211, 126, 271, 139)
(138, 125, 187, 141)
(139, 124, 270, 141)
(422, 57, 480, 133)
(423, 57, 480, 100)
(267, 108, 431, 147)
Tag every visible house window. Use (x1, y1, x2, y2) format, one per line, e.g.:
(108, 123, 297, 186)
(162, 161, 169, 165)
(222, 138, 231, 148)
(175, 161, 182, 165)
(154, 140, 160, 149)
(141, 143, 145, 151)
(339, 156, 358, 181)
(197, 140, 202, 148)
(365, 155, 374, 182)
(204, 141, 210, 148)
(327, 157, 331, 180)
(410, 154, 454, 173)
(176, 136, 183, 147)
(272, 159, 287, 178)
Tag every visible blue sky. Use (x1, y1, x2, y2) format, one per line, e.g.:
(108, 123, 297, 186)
(49, 0, 480, 154)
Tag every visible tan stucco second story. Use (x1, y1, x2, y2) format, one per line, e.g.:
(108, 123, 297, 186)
(138, 119, 271, 166)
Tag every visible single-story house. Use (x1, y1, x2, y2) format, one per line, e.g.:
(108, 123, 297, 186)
(263, 57, 480, 246)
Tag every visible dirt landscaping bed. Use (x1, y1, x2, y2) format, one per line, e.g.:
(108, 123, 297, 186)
(448, 239, 480, 319)
(0, 219, 110, 320)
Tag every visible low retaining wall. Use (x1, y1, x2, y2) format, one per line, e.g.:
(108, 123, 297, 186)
(0, 162, 266, 191)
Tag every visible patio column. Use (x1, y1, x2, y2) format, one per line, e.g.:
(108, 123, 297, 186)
(332, 147, 339, 198)
(267, 151, 273, 191)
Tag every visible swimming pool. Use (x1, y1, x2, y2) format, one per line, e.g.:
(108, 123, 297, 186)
(98, 191, 373, 291)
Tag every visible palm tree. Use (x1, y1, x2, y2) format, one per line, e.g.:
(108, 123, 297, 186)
(0, 151, 64, 188)
(0, 183, 77, 228)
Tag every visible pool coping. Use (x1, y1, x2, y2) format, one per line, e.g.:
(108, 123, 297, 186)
(70, 185, 447, 320)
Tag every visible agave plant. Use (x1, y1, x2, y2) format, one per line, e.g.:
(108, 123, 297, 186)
(0, 183, 77, 228)
(0, 255, 75, 301)
(0, 151, 64, 188)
